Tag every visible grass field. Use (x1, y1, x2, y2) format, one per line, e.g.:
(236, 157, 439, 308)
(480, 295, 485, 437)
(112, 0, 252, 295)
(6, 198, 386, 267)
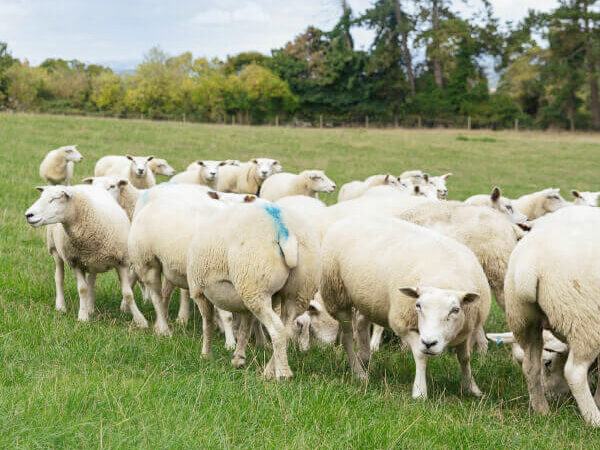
(2, 113, 600, 448)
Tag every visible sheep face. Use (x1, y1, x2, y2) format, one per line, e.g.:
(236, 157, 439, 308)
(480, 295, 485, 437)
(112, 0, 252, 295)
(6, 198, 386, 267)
(150, 158, 176, 176)
(382, 174, 399, 187)
(25, 186, 73, 227)
(60, 145, 83, 162)
(400, 286, 479, 356)
(413, 183, 438, 200)
(198, 160, 226, 182)
(293, 299, 339, 351)
(307, 170, 336, 194)
(428, 173, 452, 199)
(251, 158, 281, 179)
(572, 190, 600, 207)
(541, 188, 567, 213)
(126, 155, 154, 178)
(490, 187, 528, 224)
(82, 176, 120, 200)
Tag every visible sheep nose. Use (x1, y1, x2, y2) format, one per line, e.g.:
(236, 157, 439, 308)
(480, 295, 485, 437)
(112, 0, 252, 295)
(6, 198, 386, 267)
(545, 360, 552, 368)
(421, 339, 438, 349)
(332, 185, 337, 190)
(25, 213, 34, 219)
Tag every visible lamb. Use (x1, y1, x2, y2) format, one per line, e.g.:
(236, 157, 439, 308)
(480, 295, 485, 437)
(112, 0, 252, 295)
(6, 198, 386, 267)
(171, 160, 226, 189)
(512, 188, 567, 220)
(216, 158, 282, 194)
(94, 154, 156, 189)
(147, 158, 176, 177)
(24, 185, 148, 328)
(571, 190, 600, 206)
(504, 206, 600, 425)
(320, 215, 490, 398)
(260, 170, 336, 201)
(337, 174, 399, 202)
(465, 186, 528, 224)
(39, 145, 83, 185)
(186, 202, 321, 379)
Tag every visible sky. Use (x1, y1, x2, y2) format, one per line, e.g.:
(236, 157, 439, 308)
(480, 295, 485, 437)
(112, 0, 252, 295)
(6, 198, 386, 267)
(0, 0, 558, 71)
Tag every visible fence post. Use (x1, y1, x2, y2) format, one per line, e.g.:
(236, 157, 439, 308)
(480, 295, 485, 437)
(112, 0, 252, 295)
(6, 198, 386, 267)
(394, 114, 398, 128)
(467, 116, 471, 130)
(514, 118, 519, 131)
(365, 115, 369, 128)
(320, 114, 323, 129)
(417, 116, 422, 128)
(183, 113, 186, 123)
(275, 114, 279, 127)
(232, 115, 235, 126)
(141, 113, 144, 120)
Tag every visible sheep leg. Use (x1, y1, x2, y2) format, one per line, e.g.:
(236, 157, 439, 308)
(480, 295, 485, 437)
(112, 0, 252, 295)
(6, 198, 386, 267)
(217, 308, 236, 350)
(51, 250, 66, 313)
(370, 324, 384, 352)
(117, 265, 149, 329)
(406, 332, 429, 399)
(161, 278, 176, 311)
(85, 272, 97, 317)
(232, 313, 252, 368)
(564, 350, 600, 426)
(456, 340, 482, 397)
(336, 309, 367, 380)
(280, 295, 296, 329)
(74, 268, 91, 322)
(252, 319, 269, 348)
(594, 358, 600, 407)
(473, 325, 488, 355)
(176, 289, 191, 326)
(120, 268, 135, 313)
(192, 293, 214, 359)
(143, 266, 171, 336)
(520, 326, 549, 414)
(354, 312, 371, 369)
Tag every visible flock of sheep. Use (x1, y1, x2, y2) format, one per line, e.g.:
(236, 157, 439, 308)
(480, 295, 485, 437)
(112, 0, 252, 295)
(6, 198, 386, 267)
(27, 144, 600, 425)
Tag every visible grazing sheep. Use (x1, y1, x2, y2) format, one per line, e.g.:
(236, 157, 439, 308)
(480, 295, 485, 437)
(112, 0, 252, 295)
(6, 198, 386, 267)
(293, 293, 339, 351)
(24, 185, 148, 328)
(94, 154, 156, 189)
(171, 160, 226, 188)
(147, 158, 176, 177)
(505, 206, 600, 425)
(571, 190, 600, 207)
(39, 145, 83, 185)
(186, 202, 321, 379)
(465, 186, 528, 224)
(260, 170, 336, 201)
(338, 174, 399, 202)
(216, 158, 282, 194)
(320, 215, 490, 398)
(512, 188, 567, 220)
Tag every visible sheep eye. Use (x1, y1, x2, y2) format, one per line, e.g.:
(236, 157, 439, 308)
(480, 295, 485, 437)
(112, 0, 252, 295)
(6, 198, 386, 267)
(415, 304, 422, 311)
(450, 307, 460, 315)
(506, 206, 513, 212)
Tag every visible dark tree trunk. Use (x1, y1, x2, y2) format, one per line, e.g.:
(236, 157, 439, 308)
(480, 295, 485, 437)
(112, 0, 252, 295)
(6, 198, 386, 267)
(395, 1, 416, 96)
(432, 0, 443, 89)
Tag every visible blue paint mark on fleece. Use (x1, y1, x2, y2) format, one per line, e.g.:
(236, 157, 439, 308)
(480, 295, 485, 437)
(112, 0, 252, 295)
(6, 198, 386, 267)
(263, 204, 289, 243)
(139, 181, 179, 206)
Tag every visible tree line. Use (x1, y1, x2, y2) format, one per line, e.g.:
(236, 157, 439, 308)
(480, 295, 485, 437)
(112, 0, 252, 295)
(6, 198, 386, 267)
(1, 0, 599, 130)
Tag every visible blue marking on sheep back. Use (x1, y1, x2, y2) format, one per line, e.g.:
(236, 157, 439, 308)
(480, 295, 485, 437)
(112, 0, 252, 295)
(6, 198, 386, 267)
(263, 204, 289, 243)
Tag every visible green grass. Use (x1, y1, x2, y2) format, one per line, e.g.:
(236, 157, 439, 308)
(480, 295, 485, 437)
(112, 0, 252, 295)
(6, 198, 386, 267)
(2, 113, 600, 448)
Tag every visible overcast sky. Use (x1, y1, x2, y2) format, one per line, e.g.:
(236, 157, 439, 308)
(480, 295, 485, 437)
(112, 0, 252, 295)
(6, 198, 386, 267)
(0, 0, 558, 70)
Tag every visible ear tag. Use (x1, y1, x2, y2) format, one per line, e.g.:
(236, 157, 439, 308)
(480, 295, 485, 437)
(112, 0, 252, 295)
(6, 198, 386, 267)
(496, 336, 502, 346)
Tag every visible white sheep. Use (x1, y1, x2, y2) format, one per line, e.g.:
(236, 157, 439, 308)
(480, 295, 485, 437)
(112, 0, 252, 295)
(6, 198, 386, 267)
(25, 185, 148, 328)
(505, 206, 600, 425)
(171, 160, 226, 189)
(320, 215, 490, 398)
(293, 293, 339, 351)
(465, 186, 528, 224)
(186, 202, 321, 379)
(94, 154, 156, 189)
(571, 190, 600, 207)
(512, 188, 567, 220)
(186, 159, 240, 171)
(260, 170, 336, 201)
(337, 174, 399, 202)
(147, 158, 176, 177)
(398, 170, 427, 185)
(216, 158, 282, 194)
(39, 145, 83, 185)
(398, 171, 452, 199)
(428, 173, 452, 199)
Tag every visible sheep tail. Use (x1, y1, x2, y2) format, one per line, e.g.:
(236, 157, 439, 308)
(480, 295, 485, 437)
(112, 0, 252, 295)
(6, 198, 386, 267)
(263, 204, 298, 269)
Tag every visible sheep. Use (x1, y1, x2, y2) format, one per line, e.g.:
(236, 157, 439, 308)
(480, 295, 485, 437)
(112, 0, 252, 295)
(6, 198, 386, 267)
(398, 171, 452, 199)
(504, 206, 600, 425)
(24, 185, 148, 328)
(293, 293, 339, 351)
(428, 173, 452, 199)
(186, 202, 321, 379)
(82, 176, 144, 221)
(39, 145, 83, 185)
(338, 174, 399, 202)
(571, 190, 600, 207)
(465, 186, 528, 224)
(398, 170, 427, 185)
(186, 159, 240, 171)
(94, 154, 156, 189)
(260, 170, 336, 201)
(320, 215, 490, 398)
(512, 188, 567, 220)
(171, 160, 227, 189)
(216, 158, 282, 194)
(147, 158, 176, 177)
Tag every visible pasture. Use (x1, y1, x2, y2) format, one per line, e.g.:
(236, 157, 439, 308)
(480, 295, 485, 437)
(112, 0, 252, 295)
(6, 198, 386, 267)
(2, 113, 600, 448)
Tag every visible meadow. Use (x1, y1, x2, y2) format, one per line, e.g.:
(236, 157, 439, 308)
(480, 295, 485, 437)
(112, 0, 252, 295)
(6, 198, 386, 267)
(1, 113, 600, 448)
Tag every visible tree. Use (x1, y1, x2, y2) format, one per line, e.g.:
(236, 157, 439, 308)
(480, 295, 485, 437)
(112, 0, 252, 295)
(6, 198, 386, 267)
(0, 42, 15, 104)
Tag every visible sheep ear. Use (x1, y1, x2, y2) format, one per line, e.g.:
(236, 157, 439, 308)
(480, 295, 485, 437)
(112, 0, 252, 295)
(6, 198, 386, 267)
(126, 154, 134, 161)
(443, 173, 453, 180)
(273, 160, 280, 165)
(250, 159, 258, 164)
(219, 161, 227, 166)
(571, 190, 581, 199)
(307, 302, 319, 314)
(423, 173, 430, 182)
(244, 194, 256, 203)
(462, 292, 480, 304)
(207, 191, 220, 200)
(198, 161, 205, 167)
(399, 287, 420, 298)
(491, 186, 501, 202)
(35, 186, 46, 192)
(384, 174, 391, 182)
(413, 185, 420, 194)
(117, 179, 129, 188)
(60, 188, 72, 199)
(147, 155, 154, 162)
(82, 177, 94, 184)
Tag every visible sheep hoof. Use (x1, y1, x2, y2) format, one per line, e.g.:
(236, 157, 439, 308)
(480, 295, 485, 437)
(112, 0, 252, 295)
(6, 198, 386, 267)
(153, 325, 172, 337)
(55, 304, 67, 313)
(466, 384, 482, 397)
(231, 355, 246, 368)
(530, 397, 550, 414)
(225, 341, 236, 351)
(77, 311, 91, 322)
(134, 317, 150, 329)
(120, 299, 130, 313)
(175, 317, 189, 327)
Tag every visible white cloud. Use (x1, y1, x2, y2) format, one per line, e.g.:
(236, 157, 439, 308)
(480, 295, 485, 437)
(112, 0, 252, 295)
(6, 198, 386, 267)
(191, 1, 269, 27)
